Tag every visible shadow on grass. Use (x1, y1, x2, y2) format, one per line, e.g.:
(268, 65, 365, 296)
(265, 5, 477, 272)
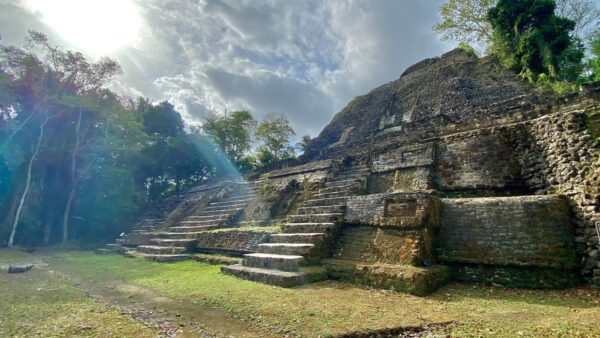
(427, 282, 600, 309)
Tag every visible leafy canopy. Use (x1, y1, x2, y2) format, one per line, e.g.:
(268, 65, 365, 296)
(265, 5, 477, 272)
(202, 110, 256, 165)
(488, 0, 584, 81)
(255, 114, 296, 166)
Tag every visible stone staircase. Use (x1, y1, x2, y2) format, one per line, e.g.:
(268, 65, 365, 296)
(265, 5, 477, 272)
(222, 164, 370, 287)
(99, 181, 258, 261)
(95, 192, 188, 255)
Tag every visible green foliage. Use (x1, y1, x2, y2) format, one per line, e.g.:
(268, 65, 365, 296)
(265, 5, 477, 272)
(140, 100, 184, 137)
(590, 29, 600, 81)
(457, 41, 478, 56)
(296, 134, 312, 153)
(255, 114, 296, 167)
(0, 32, 220, 246)
(202, 110, 256, 166)
(433, 0, 497, 51)
(488, 0, 585, 82)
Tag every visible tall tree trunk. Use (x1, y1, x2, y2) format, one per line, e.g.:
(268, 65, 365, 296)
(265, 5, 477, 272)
(2, 111, 35, 148)
(8, 113, 51, 247)
(43, 219, 52, 245)
(62, 108, 82, 243)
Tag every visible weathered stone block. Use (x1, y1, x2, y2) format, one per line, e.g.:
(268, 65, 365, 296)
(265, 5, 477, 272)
(435, 134, 522, 190)
(371, 143, 434, 173)
(195, 230, 272, 256)
(448, 264, 581, 289)
(323, 259, 449, 296)
(367, 167, 431, 193)
(438, 195, 578, 269)
(345, 192, 438, 230)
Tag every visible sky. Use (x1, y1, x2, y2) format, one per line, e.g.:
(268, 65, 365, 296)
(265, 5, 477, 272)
(0, 0, 453, 138)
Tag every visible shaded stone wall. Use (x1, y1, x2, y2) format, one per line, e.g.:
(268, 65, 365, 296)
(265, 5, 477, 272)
(195, 230, 272, 256)
(332, 226, 425, 266)
(435, 134, 522, 190)
(438, 196, 577, 268)
(343, 192, 440, 266)
(433, 104, 600, 283)
(438, 195, 579, 288)
(507, 110, 600, 284)
(242, 160, 334, 225)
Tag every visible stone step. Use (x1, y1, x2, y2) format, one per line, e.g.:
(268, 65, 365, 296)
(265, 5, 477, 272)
(186, 213, 231, 219)
(205, 203, 247, 211)
(296, 205, 346, 215)
(324, 178, 364, 187)
(177, 220, 222, 226)
(312, 191, 349, 199)
(225, 194, 255, 201)
(229, 191, 254, 197)
(195, 208, 243, 216)
(287, 213, 343, 223)
(269, 233, 325, 244)
(257, 243, 315, 256)
(321, 185, 356, 194)
(140, 253, 191, 262)
(221, 265, 327, 288)
(334, 172, 368, 180)
(157, 232, 205, 239)
(338, 168, 369, 175)
(283, 222, 337, 233)
(137, 245, 187, 255)
(150, 238, 196, 247)
(303, 196, 348, 207)
(168, 225, 221, 233)
(243, 253, 304, 272)
(210, 198, 253, 206)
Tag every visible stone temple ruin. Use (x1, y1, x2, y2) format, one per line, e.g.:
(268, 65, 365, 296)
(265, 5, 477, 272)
(101, 49, 600, 295)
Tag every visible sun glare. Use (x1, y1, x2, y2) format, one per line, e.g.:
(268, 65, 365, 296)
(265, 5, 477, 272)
(26, 0, 141, 55)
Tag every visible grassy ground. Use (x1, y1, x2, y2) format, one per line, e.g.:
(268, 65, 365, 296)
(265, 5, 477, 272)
(0, 250, 157, 337)
(52, 250, 600, 337)
(2, 249, 599, 337)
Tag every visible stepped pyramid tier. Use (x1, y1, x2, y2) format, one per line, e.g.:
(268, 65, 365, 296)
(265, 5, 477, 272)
(102, 179, 278, 261)
(222, 164, 371, 287)
(104, 49, 600, 291)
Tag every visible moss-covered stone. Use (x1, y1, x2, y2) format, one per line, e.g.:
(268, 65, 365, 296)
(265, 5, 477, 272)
(323, 259, 450, 296)
(448, 264, 582, 289)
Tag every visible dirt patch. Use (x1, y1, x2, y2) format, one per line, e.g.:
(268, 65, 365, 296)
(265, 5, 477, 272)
(48, 258, 276, 337)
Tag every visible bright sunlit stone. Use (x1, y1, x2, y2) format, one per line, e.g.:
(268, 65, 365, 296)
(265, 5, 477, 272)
(26, 0, 141, 55)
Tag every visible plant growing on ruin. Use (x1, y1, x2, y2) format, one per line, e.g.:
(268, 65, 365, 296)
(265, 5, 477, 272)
(488, 0, 585, 82)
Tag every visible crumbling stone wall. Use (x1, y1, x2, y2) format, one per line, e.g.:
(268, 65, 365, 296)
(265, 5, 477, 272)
(343, 192, 440, 266)
(242, 159, 334, 225)
(195, 230, 271, 256)
(507, 109, 600, 284)
(438, 195, 579, 288)
(439, 196, 577, 268)
(436, 134, 522, 190)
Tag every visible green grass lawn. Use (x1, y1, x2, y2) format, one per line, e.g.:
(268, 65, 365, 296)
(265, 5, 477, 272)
(0, 250, 157, 337)
(44, 250, 600, 337)
(1, 248, 599, 337)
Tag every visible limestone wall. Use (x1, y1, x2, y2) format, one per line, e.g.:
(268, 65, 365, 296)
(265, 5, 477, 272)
(437, 195, 581, 288)
(342, 192, 440, 266)
(438, 196, 577, 268)
(432, 105, 599, 283)
(435, 134, 522, 190)
(195, 230, 272, 255)
(507, 110, 600, 284)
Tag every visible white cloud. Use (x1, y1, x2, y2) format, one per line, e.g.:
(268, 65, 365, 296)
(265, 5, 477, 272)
(0, 0, 452, 137)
